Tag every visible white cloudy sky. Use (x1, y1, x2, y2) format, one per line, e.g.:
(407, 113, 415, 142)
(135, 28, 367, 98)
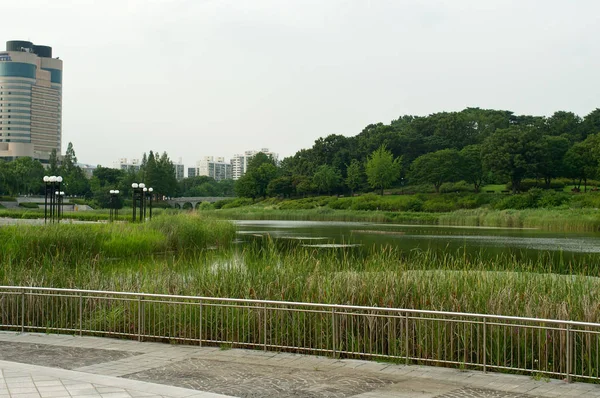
(2, 0, 599, 167)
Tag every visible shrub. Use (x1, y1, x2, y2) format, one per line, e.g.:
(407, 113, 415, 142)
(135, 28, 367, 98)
(494, 195, 534, 210)
(507, 179, 565, 192)
(328, 198, 352, 210)
(221, 198, 254, 209)
(440, 181, 472, 193)
(19, 202, 41, 209)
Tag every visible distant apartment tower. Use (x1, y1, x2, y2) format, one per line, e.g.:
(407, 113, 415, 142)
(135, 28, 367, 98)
(112, 158, 141, 172)
(174, 160, 184, 181)
(231, 148, 278, 180)
(189, 156, 232, 181)
(0, 40, 63, 162)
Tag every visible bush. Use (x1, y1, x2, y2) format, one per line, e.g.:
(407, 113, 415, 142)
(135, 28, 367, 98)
(221, 198, 254, 209)
(19, 202, 41, 209)
(328, 198, 352, 210)
(537, 191, 571, 208)
(278, 196, 334, 210)
(0, 196, 16, 201)
(197, 202, 214, 210)
(440, 181, 472, 193)
(507, 179, 565, 192)
(494, 195, 534, 210)
(152, 200, 173, 209)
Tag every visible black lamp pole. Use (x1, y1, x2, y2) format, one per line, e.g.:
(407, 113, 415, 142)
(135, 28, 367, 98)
(148, 187, 153, 220)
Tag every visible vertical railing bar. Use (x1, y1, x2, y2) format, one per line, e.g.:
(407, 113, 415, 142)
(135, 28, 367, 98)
(566, 323, 572, 383)
(332, 308, 337, 358)
(20, 289, 25, 333)
(483, 317, 487, 373)
(199, 300, 203, 347)
(79, 294, 83, 336)
(263, 303, 267, 351)
(405, 312, 409, 365)
(137, 296, 142, 342)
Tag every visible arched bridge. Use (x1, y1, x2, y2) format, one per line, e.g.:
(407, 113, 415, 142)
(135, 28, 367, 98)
(166, 197, 235, 209)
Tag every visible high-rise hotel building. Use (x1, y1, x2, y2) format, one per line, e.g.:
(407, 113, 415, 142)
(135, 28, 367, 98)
(0, 40, 63, 162)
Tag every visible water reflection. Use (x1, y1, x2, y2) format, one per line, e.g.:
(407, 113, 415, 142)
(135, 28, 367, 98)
(234, 220, 600, 262)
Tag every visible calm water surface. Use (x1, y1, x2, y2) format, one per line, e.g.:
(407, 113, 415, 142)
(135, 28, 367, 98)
(234, 220, 600, 262)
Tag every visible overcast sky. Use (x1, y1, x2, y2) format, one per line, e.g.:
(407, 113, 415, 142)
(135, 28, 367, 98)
(2, 0, 599, 168)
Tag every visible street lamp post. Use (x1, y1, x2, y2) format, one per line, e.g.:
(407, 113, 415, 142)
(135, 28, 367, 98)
(43, 175, 62, 224)
(43, 176, 50, 224)
(131, 183, 139, 222)
(143, 187, 148, 220)
(60, 191, 65, 221)
(55, 191, 65, 223)
(148, 187, 154, 220)
(109, 190, 119, 222)
(131, 183, 146, 222)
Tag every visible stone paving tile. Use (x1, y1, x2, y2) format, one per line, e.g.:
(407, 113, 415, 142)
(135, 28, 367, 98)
(437, 387, 541, 397)
(3, 332, 600, 397)
(0, 341, 140, 370)
(125, 357, 395, 398)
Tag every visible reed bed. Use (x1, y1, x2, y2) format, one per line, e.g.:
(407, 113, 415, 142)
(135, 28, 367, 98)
(2, 229, 599, 380)
(0, 213, 235, 265)
(204, 207, 600, 232)
(2, 239, 598, 322)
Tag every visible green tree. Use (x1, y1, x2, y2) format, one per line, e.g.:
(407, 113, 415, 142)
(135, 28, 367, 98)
(482, 126, 543, 194)
(563, 134, 599, 192)
(410, 149, 461, 193)
(365, 145, 402, 195)
(312, 165, 341, 195)
(345, 160, 363, 196)
(267, 176, 294, 198)
(62, 142, 77, 175)
(538, 136, 570, 188)
(48, 149, 60, 175)
(235, 152, 278, 198)
(459, 145, 485, 193)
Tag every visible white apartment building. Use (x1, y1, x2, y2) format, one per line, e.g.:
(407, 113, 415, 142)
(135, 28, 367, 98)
(112, 158, 141, 172)
(231, 148, 278, 180)
(189, 156, 232, 181)
(174, 161, 184, 181)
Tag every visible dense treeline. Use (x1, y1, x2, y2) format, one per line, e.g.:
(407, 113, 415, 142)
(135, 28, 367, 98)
(236, 108, 600, 197)
(0, 144, 233, 207)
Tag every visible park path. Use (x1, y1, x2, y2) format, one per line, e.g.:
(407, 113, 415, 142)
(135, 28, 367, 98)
(0, 332, 599, 398)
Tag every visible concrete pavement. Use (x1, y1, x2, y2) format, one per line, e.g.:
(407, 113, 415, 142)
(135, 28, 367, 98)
(0, 332, 599, 398)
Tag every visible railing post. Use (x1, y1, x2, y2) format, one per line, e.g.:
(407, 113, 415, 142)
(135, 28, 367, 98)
(483, 317, 487, 373)
(79, 294, 83, 336)
(566, 323, 572, 383)
(199, 300, 203, 347)
(20, 289, 25, 333)
(138, 296, 143, 342)
(263, 303, 267, 351)
(332, 307, 337, 358)
(405, 312, 409, 365)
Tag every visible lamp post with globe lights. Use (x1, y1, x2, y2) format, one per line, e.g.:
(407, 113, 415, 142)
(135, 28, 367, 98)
(109, 190, 120, 222)
(42, 175, 63, 224)
(131, 183, 146, 222)
(148, 187, 154, 220)
(55, 191, 65, 223)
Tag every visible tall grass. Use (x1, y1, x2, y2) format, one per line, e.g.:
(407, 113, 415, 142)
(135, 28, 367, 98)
(2, 237, 598, 322)
(3, 228, 599, 380)
(0, 213, 235, 266)
(438, 208, 600, 231)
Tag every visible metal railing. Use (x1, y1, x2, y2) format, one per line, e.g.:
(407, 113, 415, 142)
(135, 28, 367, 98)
(0, 286, 598, 382)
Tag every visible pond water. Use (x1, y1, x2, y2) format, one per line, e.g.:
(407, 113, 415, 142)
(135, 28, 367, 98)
(234, 220, 600, 262)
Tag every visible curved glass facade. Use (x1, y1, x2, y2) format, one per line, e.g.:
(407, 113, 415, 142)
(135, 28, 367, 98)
(0, 41, 62, 161)
(0, 63, 36, 79)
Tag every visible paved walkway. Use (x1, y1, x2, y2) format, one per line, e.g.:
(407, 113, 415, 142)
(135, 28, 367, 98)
(0, 332, 599, 398)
